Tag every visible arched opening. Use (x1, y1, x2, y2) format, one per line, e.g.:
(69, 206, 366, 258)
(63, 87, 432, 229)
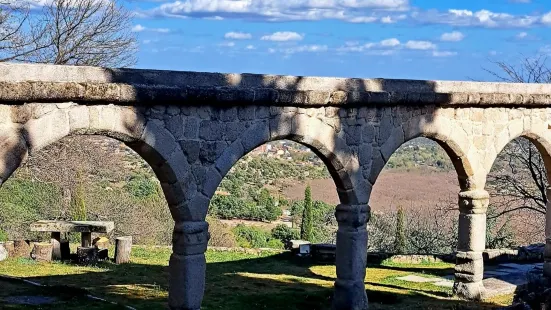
(486, 136, 550, 248)
(0, 135, 173, 244)
(208, 139, 341, 248)
(369, 137, 460, 255)
(205, 139, 342, 308)
(0, 132, 180, 308)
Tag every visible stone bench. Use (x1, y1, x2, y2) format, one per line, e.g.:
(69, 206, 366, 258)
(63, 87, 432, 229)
(30, 221, 114, 260)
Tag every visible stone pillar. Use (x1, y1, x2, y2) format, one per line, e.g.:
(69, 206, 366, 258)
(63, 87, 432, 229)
(333, 204, 370, 310)
(544, 187, 551, 278)
(169, 221, 209, 310)
(454, 190, 489, 300)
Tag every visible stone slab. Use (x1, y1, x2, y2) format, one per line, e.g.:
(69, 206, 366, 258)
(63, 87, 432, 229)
(483, 278, 521, 298)
(396, 275, 443, 283)
(433, 280, 454, 288)
(30, 221, 114, 233)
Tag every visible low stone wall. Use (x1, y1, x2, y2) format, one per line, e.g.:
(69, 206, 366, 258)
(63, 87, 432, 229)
(207, 246, 286, 255)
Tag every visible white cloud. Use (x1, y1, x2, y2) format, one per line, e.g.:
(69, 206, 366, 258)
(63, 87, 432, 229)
(380, 38, 400, 47)
(405, 40, 436, 50)
(542, 12, 551, 25)
(261, 32, 303, 42)
(219, 41, 236, 47)
(440, 31, 464, 42)
(132, 24, 146, 32)
(516, 31, 529, 39)
(432, 51, 457, 57)
(540, 45, 551, 55)
(246, 45, 256, 50)
(131, 24, 169, 33)
(141, 1, 551, 28)
(272, 44, 329, 55)
(144, 0, 410, 23)
(225, 32, 252, 40)
(411, 9, 543, 28)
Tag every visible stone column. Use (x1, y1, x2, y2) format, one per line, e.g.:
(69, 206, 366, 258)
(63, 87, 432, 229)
(333, 204, 370, 310)
(544, 187, 551, 278)
(169, 221, 209, 310)
(453, 190, 489, 300)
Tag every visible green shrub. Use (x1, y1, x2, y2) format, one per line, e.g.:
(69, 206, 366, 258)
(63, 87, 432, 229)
(266, 239, 284, 249)
(271, 224, 299, 248)
(232, 225, 282, 249)
(125, 175, 159, 199)
(206, 217, 238, 247)
(0, 229, 8, 242)
(209, 191, 282, 222)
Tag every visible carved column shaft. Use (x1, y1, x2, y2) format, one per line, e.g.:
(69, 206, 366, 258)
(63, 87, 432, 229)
(544, 188, 551, 278)
(333, 204, 370, 310)
(169, 221, 209, 310)
(454, 190, 488, 300)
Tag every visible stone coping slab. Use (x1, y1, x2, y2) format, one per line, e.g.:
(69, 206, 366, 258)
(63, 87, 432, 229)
(1, 63, 551, 107)
(30, 220, 114, 233)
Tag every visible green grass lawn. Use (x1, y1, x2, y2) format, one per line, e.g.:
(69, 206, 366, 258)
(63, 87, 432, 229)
(0, 246, 513, 309)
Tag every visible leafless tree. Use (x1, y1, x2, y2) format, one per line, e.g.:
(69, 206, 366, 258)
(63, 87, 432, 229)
(0, 2, 43, 62)
(484, 55, 550, 244)
(485, 55, 551, 84)
(0, 0, 137, 67)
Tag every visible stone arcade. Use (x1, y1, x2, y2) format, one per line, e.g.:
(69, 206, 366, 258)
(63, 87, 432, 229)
(1, 63, 551, 309)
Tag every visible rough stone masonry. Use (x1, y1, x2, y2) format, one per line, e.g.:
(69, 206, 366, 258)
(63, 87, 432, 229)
(1, 63, 551, 309)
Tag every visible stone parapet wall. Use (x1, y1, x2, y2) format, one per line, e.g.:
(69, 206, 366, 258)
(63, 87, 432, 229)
(1, 63, 551, 107)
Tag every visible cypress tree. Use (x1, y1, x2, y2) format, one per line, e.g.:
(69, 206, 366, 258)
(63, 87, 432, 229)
(300, 185, 313, 241)
(394, 206, 407, 254)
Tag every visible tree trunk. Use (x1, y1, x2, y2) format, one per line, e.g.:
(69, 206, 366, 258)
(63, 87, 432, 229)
(114, 236, 132, 264)
(77, 246, 98, 265)
(13, 240, 31, 258)
(31, 243, 53, 262)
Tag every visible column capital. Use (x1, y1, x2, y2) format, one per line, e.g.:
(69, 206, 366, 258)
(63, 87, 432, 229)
(458, 190, 489, 214)
(335, 204, 370, 229)
(172, 221, 210, 256)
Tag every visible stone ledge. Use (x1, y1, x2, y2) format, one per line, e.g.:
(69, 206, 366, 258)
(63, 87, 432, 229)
(1, 63, 551, 107)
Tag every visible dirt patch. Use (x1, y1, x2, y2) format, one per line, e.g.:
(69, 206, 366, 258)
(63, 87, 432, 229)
(282, 170, 459, 212)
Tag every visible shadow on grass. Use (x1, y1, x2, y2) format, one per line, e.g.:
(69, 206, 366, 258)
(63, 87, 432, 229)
(0, 252, 506, 310)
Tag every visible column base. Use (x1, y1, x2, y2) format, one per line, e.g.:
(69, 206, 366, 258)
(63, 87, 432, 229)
(332, 279, 368, 310)
(453, 281, 486, 301)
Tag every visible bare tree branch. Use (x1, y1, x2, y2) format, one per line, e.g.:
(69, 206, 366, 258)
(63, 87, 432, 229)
(0, 0, 137, 67)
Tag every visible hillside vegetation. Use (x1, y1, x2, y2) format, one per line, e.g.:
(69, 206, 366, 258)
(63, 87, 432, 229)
(0, 135, 523, 249)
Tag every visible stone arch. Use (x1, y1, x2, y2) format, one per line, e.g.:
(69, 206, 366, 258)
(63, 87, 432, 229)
(0, 126, 28, 187)
(491, 121, 551, 182)
(213, 113, 368, 205)
(373, 114, 476, 191)
(2, 104, 195, 222)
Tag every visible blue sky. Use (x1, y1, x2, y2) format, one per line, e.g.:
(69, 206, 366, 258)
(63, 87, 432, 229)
(48, 1, 551, 80)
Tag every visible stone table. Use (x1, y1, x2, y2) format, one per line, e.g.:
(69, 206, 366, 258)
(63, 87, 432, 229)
(30, 221, 114, 259)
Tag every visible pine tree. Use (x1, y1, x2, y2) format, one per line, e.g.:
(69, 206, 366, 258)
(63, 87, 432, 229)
(394, 206, 407, 254)
(300, 185, 314, 241)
